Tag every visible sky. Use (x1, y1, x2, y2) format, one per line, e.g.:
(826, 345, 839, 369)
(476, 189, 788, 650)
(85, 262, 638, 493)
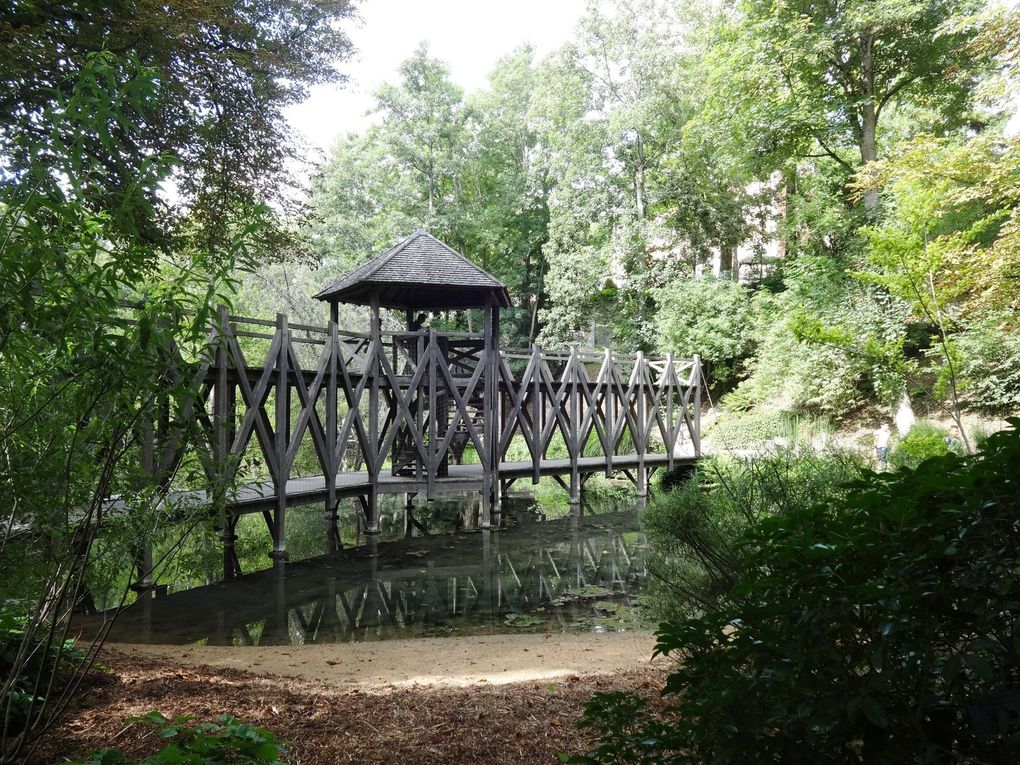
(285, 0, 590, 159)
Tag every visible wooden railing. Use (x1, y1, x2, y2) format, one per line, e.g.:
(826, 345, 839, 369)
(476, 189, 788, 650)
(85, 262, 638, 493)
(138, 308, 701, 547)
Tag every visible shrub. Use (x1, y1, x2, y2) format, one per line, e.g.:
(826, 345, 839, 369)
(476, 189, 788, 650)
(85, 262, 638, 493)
(642, 449, 866, 621)
(72, 712, 287, 764)
(654, 278, 758, 385)
(890, 421, 949, 469)
(706, 410, 786, 448)
(0, 608, 87, 744)
(956, 317, 1020, 415)
(573, 421, 1020, 763)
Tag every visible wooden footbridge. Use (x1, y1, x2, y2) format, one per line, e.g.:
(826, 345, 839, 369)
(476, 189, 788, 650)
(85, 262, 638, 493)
(130, 232, 701, 575)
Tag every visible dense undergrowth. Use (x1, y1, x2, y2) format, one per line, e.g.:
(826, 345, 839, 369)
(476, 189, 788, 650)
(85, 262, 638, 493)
(575, 420, 1020, 763)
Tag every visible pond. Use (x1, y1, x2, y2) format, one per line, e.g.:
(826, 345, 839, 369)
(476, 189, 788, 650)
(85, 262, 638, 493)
(83, 490, 652, 646)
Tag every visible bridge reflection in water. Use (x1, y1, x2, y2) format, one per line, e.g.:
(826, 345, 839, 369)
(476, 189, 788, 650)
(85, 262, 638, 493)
(93, 504, 649, 646)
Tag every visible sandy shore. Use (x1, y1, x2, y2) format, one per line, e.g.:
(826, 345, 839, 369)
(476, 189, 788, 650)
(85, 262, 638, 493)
(110, 629, 661, 689)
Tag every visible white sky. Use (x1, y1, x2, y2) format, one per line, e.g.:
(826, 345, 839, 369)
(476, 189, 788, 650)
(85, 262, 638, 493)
(285, 0, 590, 159)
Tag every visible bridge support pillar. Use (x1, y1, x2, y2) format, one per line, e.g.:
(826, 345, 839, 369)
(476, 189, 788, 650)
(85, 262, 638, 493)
(636, 465, 648, 498)
(568, 470, 582, 506)
(130, 543, 154, 593)
(221, 515, 241, 579)
(269, 495, 288, 561)
(363, 490, 380, 534)
(325, 500, 341, 553)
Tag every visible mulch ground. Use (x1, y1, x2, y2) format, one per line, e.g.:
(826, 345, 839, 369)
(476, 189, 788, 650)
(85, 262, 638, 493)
(30, 649, 667, 764)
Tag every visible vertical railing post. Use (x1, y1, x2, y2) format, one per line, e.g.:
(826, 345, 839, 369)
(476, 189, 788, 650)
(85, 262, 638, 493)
(213, 305, 236, 572)
(604, 348, 614, 476)
(693, 354, 702, 458)
(532, 345, 542, 484)
(481, 306, 500, 527)
(568, 346, 581, 506)
(366, 296, 382, 533)
(326, 320, 339, 551)
(666, 353, 675, 469)
(636, 350, 647, 498)
(427, 327, 437, 500)
(132, 410, 156, 593)
(213, 306, 230, 508)
(271, 311, 290, 559)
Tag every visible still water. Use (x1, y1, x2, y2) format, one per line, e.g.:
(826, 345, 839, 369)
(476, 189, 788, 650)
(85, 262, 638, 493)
(89, 492, 651, 646)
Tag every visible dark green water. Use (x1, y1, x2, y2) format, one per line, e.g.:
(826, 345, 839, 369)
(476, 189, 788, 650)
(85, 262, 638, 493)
(82, 491, 651, 645)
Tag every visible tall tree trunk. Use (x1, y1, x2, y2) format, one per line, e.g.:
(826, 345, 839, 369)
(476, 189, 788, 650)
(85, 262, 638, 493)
(634, 130, 646, 220)
(859, 33, 880, 212)
(718, 243, 735, 276)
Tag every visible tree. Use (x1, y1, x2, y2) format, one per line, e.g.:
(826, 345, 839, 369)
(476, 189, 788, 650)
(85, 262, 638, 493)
(0, 52, 253, 762)
(536, 0, 697, 350)
(374, 44, 467, 223)
(694, 0, 989, 211)
(851, 134, 1020, 447)
(460, 47, 551, 342)
(304, 45, 553, 345)
(654, 278, 757, 384)
(0, 0, 356, 255)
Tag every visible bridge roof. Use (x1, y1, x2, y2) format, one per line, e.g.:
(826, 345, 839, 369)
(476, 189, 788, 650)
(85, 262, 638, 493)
(314, 231, 511, 310)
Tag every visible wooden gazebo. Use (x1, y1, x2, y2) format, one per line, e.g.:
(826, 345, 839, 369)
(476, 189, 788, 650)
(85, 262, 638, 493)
(314, 231, 511, 523)
(314, 230, 510, 316)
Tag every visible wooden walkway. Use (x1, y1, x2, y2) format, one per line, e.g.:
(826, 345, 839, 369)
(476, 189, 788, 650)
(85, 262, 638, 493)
(166, 454, 691, 515)
(126, 308, 702, 580)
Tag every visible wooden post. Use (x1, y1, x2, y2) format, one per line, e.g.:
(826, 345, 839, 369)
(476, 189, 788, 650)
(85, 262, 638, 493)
(326, 321, 339, 551)
(271, 312, 290, 559)
(366, 296, 382, 533)
(693, 354, 702, 458)
(427, 327, 437, 500)
(568, 346, 581, 506)
(532, 345, 542, 485)
(214, 306, 230, 511)
(666, 353, 675, 469)
(636, 351, 648, 498)
(132, 408, 156, 593)
(222, 515, 240, 579)
(481, 305, 500, 527)
(604, 348, 615, 476)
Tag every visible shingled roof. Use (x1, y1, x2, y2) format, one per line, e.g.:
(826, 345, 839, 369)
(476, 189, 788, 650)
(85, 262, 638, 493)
(313, 231, 512, 310)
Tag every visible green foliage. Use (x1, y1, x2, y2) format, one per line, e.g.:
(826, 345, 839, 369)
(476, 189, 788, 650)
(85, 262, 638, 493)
(0, 19, 296, 755)
(641, 449, 866, 620)
(956, 316, 1020, 414)
(890, 421, 951, 470)
(0, 610, 86, 742)
(654, 278, 756, 383)
(72, 712, 287, 765)
(692, 0, 987, 180)
(727, 256, 907, 418)
(575, 422, 1020, 763)
(706, 411, 786, 448)
(305, 44, 549, 345)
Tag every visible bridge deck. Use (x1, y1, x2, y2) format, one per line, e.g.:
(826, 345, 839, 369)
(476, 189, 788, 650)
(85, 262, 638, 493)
(178, 453, 694, 515)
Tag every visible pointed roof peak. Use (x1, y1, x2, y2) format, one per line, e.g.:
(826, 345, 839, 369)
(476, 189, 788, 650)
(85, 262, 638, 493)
(314, 231, 511, 310)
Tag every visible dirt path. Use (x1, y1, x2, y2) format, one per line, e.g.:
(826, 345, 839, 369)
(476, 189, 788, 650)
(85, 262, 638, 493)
(33, 632, 668, 764)
(110, 630, 661, 688)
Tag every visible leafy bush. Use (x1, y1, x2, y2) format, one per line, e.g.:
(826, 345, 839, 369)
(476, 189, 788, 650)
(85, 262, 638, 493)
(706, 410, 795, 448)
(0, 608, 86, 742)
(642, 449, 866, 621)
(73, 712, 287, 764)
(890, 421, 950, 469)
(574, 421, 1020, 763)
(957, 316, 1020, 415)
(654, 278, 758, 384)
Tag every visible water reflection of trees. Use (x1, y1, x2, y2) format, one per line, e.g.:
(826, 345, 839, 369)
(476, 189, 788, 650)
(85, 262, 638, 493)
(101, 513, 648, 646)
